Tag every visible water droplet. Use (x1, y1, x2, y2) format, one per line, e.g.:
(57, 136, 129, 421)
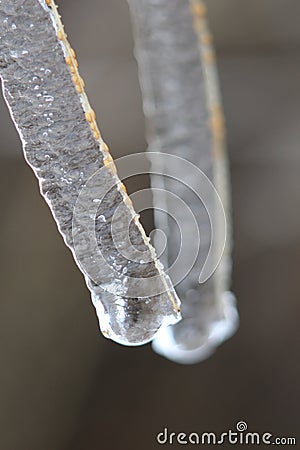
(44, 95, 54, 103)
(10, 50, 18, 58)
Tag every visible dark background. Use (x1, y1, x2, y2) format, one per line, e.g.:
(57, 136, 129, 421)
(0, 1, 299, 449)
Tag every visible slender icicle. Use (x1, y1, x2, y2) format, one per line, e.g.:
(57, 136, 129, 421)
(0, 0, 181, 346)
(128, 0, 238, 363)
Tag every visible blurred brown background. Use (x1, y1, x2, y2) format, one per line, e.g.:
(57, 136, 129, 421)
(0, 1, 299, 449)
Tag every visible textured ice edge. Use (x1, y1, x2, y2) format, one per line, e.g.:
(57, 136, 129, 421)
(0, 0, 181, 345)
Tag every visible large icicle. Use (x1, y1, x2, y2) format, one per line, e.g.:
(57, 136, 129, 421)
(0, 0, 181, 346)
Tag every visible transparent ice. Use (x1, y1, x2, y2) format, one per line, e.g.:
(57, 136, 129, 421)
(0, 0, 181, 346)
(128, 0, 239, 362)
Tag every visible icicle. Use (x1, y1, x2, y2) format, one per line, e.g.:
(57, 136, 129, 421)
(0, 0, 181, 346)
(128, 0, 238, 363)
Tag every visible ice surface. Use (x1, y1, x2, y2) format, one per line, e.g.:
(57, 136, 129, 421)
(0, 0, 181, 346)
